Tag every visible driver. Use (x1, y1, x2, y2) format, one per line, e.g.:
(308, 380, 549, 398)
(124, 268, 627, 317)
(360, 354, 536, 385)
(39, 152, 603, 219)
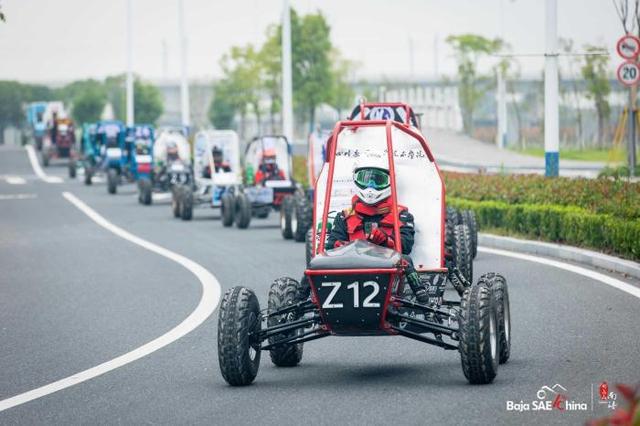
(254, 150, 285, 184)
(212, 146, 231, 173)
(326, 161, 430, 303)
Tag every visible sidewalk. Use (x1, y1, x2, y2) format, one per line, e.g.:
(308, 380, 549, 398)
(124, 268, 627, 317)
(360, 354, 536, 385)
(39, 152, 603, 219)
(423, 128, 610, 178)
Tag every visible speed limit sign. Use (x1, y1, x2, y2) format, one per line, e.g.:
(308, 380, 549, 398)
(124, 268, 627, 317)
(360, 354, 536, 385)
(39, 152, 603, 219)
(617, 61, 640, 86)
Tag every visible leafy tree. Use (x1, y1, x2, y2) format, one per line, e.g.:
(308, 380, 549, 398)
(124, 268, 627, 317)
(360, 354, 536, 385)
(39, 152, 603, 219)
(72, 86, 106, 124)
(329, 50, 356, 118)
(134, 80, 163, 124)
(446, 34, 503, 135)
(260, 24, 282, 132)
(105, 75, 126, 121)
(208, 79, 237, 129)
(559, 38, 584, 148)
(0, 81, 23, 144)
(0, 3, 5, 22)
(581, 44, 611, 148)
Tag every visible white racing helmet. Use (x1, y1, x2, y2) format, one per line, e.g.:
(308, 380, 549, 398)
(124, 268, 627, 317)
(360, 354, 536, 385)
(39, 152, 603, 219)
(352, 155, 391, 205)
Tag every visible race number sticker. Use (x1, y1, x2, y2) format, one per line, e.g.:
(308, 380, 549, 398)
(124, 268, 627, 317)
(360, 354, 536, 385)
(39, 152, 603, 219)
(617, 61, 640, 86)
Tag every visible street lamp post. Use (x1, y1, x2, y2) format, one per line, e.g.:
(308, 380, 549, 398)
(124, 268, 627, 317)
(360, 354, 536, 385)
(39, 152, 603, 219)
(282, 0, 294, 144)
(126, 0, 134, 126)
(178, 0, 190, 131)
(544, 0, 559, 177)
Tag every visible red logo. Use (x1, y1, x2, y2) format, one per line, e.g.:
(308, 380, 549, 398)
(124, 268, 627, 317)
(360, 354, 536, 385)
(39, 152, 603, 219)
(599, 382, 609, 400)
(552, 394, 566, 410)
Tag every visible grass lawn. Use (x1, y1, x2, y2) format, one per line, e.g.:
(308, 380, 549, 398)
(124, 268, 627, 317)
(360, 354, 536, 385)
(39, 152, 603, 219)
(511, 146, 625, 163)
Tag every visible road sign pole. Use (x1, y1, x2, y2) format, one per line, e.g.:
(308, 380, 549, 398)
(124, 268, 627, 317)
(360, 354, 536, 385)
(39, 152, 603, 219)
(281, 0, 294, 144)
(630, 84, 637, 177)
(126, 0, 134, 127)
(544, 0, 559, 177)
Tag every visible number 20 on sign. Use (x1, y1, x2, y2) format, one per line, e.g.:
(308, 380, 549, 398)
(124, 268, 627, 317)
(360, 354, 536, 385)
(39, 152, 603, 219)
(617, 61, 640, 87)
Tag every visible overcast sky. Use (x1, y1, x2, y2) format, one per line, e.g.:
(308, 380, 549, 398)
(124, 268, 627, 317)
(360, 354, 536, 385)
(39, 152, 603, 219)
(0, 0, 623, 83)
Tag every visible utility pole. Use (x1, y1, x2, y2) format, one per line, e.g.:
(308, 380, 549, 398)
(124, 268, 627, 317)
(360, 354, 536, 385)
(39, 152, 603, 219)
(126, 0, 134, 126)
(544, 0, 559, 177)
(281, 0, 294, 144)
(496, 0, 507, 150)
(178, 0, 190, 130)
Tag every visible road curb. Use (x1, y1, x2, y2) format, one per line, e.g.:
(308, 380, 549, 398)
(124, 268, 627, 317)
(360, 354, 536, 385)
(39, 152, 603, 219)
(479, 233, 640, 280)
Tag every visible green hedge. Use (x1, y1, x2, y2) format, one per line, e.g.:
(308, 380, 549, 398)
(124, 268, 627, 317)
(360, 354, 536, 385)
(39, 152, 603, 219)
(448, 197, 640, 261)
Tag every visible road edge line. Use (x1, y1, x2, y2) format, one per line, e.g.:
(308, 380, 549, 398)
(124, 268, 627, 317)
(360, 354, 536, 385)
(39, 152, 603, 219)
(0, 191, 221, 412)
(25, 145, 63, 184)
(479, 246, 640, 300)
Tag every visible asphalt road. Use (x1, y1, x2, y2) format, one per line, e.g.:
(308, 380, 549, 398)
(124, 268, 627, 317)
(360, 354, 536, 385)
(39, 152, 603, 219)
(1, 144, 639, 425)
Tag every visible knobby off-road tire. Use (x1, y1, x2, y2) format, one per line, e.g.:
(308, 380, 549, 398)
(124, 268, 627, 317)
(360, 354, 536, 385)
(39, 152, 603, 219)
(305, 228, 314, 267)
(217, 286, 262, 386)
(458, 282, 500, 384)
(234, 193, 252, 229)
(479, 272, 510, 364)
(280, 195, 294, 239)
(107, 168, 118, 194)
(453, 224, 473, 283)
(180, 185, 194, 221)
(221, 192, 235, 227)
(267, 277, 305, 366)
(293, 193, 312, 242)
(461, 210, 479, 259)
(445, 207, 460, 250)
(255, 207, 270, 219)
(68, 160, 77, 178)
(84, 168, 93, 185)
(139, 179, 152, 205)
(41, 149, 50, 167)
(171, 186, 181, 218)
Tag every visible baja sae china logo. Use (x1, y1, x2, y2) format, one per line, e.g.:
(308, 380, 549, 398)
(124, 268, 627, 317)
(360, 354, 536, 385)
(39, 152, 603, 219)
(506, 383, 589, 412)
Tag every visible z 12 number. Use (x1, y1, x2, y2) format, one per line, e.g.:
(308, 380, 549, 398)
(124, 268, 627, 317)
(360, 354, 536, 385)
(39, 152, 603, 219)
(321, 281, 380, 309)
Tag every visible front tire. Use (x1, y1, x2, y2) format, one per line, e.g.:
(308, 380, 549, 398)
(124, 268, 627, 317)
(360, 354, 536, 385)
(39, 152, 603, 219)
(217, 286, 262, 386)
(305, 228, 314, 267)
(41, 149, 50, 167)
(267, 277, 305, 367)
(280, 195, 294, 239)
(479, 273, 510, 364)
(461, 210, 479, 259)
(234, 193, 252, 229)
(107, 168, 118, 194)
(84, 168, 93, 185)
(139, 179, 152, 205)
(458, 282, 500, 384)
(180, 185, 193, 221)
(293, 193, 312, 242)
(68, 160, 77, 178)
(172, 186, 182, 218)
(221, 192, 235, 227)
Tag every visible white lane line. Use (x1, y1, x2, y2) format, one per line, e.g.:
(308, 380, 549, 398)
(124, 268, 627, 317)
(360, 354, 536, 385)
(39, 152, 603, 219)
(0, 193, 37, 200)
(5, 176, 26, 185)
(479, 246, 640, 300)
(0, 192, 222, 412)
(25, 145, 63, 184)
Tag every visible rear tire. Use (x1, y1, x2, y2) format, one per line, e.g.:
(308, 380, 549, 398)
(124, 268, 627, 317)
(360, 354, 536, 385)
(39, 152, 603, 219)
(217, 286, 262, 386)
(479, 273, 510, 364)
(305, 228, 314, 267)
(267, 277, 305, 367)
(107, 168, 118, 194)
(293, 193, 312, 242)
(234, 193, 252, 229)
(461, 210, 479, 259)
(68, 160, 77, 178)
(221, 192, 235, 227)
(445, 207, 459, 250)
(180, 185, 193, 221)
(280, 195, 294, 239)
(41, 150, 50, 167)
(84, 168, 93, 185)
(453, 224, 473, 283)
(458, 281, 500, 384)
(171, 186, 181, 218)
(139, 179, 152, 205)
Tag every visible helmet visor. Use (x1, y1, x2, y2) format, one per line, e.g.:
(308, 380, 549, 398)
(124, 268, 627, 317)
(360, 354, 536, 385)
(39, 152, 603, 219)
(354, 168, 390, 190)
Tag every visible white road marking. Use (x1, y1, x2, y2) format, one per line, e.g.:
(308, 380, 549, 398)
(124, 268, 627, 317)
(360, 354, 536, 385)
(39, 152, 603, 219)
(0, 192, 222, 412)
(0, 193, 37, 200)
(25, 145, 64, 183)
(479, 247, 640, 300)
(5, 176, 26, 185)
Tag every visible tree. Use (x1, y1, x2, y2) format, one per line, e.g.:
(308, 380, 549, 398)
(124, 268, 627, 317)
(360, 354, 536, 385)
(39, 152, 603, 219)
(134, 80, 163, 124)
(446, 34, 503, 135)
(72, 86, 106, 124)
(581, 45, 611, 147)
(0, 81, 23, 144)
(208, 79, 237, 129)
(291, 10, 333, 131)
(0, 3, 5, 22)
(104, 75, 126, 121)
(329, 50, 356, 118)
(260, 25, 282, 132)
(559, 38, 584, 148)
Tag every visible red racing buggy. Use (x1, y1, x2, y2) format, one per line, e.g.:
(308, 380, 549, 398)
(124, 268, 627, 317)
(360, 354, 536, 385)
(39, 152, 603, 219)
(217, 112, 511, 386)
